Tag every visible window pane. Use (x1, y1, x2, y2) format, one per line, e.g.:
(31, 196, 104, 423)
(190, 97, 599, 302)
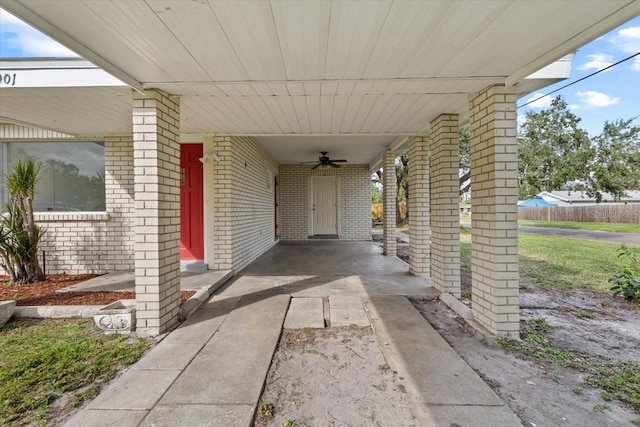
(7, 142, 105, 212)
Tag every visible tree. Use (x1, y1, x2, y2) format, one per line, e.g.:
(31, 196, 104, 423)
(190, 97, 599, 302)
(371, 179, 383, 203)
(586, 117, 640, 201)
(395, 152, 409, 224)
(518, 96, 593, 199)
(0, 158, 46, 285)
(458, 126, 471, 196)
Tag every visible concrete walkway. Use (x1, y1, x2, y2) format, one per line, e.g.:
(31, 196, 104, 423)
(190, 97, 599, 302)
(64, 242, 521, 427)
(58, 270, 234, 293)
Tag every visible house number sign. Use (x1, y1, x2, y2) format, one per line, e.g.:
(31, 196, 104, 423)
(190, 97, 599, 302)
(0, 73, 17, 87)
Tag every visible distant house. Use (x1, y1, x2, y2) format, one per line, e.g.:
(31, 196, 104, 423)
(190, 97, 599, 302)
(538, 191, 640, 206)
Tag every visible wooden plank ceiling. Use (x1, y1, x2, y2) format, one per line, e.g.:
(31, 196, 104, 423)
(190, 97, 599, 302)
(0, 0, 637, 164)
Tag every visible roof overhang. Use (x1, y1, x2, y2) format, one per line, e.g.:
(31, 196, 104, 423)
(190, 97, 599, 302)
(1, 1, 638, 169)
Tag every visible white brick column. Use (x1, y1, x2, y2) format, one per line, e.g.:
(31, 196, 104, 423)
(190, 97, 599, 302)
(211, 135, 233, 270)
(382, 150, 396, 256)
(133, 89, 181, 336)
(430, 114, 461, 297)
(469, 85, 519, 338)
(408, 136, 430, 276)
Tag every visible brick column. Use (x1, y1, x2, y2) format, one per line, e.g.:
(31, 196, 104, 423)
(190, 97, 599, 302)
(408, 136, 430, 276)
(382, 150, 396, 256)
(132, 89, 181, 336)
(430, 114, 461, 297)
(211, 135, 233, 270)
(469, 85, 519, 338)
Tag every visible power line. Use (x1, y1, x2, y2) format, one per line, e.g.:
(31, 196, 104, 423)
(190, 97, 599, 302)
(518, 51, 640, 109)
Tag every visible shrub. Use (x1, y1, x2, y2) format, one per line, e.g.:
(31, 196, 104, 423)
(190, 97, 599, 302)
(609, 245, 640, 300)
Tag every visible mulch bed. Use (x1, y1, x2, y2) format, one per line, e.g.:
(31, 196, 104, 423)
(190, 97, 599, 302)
(0, 274, 196, 306)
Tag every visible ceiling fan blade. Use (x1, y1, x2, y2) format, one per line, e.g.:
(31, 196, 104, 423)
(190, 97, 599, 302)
(300, 161, 320, 164)
(311, 163, 321, 169)
(330, 159, 347, 162)
(328, 162, 340, 168)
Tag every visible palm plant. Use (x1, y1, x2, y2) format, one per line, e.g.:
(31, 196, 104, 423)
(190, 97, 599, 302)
(0, 158, 45, 285)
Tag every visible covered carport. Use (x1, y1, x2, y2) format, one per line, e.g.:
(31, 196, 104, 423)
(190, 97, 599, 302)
(1, 0, 638, 337)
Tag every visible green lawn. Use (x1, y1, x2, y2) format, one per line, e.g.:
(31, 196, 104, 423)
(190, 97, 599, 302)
(518, 234, 632, 291)
(518, 220, 640, 234)
(0, 320, 149, 426)
(459, 228, 634, 292)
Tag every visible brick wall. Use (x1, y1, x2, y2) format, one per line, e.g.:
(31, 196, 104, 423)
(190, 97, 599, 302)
(408, 136, 430, 277)
(132, 89, 182, 335)
(211, 136, 279, 272)
(383, 150, 396, 255)
(469, 85, 519, 338)
(17, 136, 135, 274)
(278, 165, 370, 241)
(430, 114, 461, 297)
(338, 165, 371, 240)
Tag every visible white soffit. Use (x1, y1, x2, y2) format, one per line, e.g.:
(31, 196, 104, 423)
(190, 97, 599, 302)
(1, 0, 638, 162)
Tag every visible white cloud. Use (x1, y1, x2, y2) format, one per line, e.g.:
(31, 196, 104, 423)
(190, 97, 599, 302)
(576, 91, 620, 107)
(578, 53, 614, 71)
(632, 56, 640, 72)
(568, 104, 581, 110)
(0, 9, 78, 57)
(524, 93, 553, 108)
(611, 26, 640, 55)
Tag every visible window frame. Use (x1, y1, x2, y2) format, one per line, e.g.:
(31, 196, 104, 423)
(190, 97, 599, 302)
(0, 140, 107, 214)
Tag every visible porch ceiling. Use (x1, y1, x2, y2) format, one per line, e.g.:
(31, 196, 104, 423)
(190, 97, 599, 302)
(1, 0, 638, 166)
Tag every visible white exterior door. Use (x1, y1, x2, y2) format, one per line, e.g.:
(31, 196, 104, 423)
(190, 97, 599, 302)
(312, 177, 337, 235)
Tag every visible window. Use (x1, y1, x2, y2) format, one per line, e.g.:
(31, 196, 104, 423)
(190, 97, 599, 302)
(1, 141, 106, 212)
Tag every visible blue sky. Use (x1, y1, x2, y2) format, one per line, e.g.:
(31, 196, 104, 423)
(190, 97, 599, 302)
(517, 15, 640, 136)
(1, 8, 638, 137)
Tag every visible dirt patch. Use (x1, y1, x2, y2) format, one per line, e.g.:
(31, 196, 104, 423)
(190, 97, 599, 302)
(255, 326, 416, 427)
(412, 286, 640, 427)
(1, 274, 196, 306)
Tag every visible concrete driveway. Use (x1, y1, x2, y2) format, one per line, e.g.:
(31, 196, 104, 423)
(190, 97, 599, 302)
(517, 226, 640, 246)
(64, 241, 521, 427)
(461, 221, 640, 246)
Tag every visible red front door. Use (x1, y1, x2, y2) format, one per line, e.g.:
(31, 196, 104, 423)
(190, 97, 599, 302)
(180, 144, 204, 260)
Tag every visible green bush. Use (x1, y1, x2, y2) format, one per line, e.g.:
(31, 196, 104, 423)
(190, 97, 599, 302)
(609, 245, 640, 300)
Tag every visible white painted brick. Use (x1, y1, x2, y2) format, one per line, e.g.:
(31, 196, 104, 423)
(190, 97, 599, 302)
(469, 85, 519, 338)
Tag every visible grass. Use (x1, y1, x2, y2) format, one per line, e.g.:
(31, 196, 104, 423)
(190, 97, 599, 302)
(460, 227, 632, 292)
(518, 220, 640, 234)
(0, 319, 149, 426)
(518, 234, 635, 292)
(497, 318, 640, 413)
(460, 227, 472, 268)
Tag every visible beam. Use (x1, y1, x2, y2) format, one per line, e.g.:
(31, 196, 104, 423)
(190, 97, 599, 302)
(1, 0, 144, 93)
(369, 136, 409, 172)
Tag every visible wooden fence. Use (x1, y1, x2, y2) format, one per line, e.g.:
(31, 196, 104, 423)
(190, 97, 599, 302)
(518, 204, 640, 224)
(372, 202, 407, 220)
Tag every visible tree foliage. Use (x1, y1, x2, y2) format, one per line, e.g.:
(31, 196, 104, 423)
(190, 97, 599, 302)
(518, 96, 593, 199)
(0, 158, 46, 285)
(586, 118, 640, 201)
(458, 125, 471, 196)
(518, 95, 639, 201)
(395, 152, 409, 223)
